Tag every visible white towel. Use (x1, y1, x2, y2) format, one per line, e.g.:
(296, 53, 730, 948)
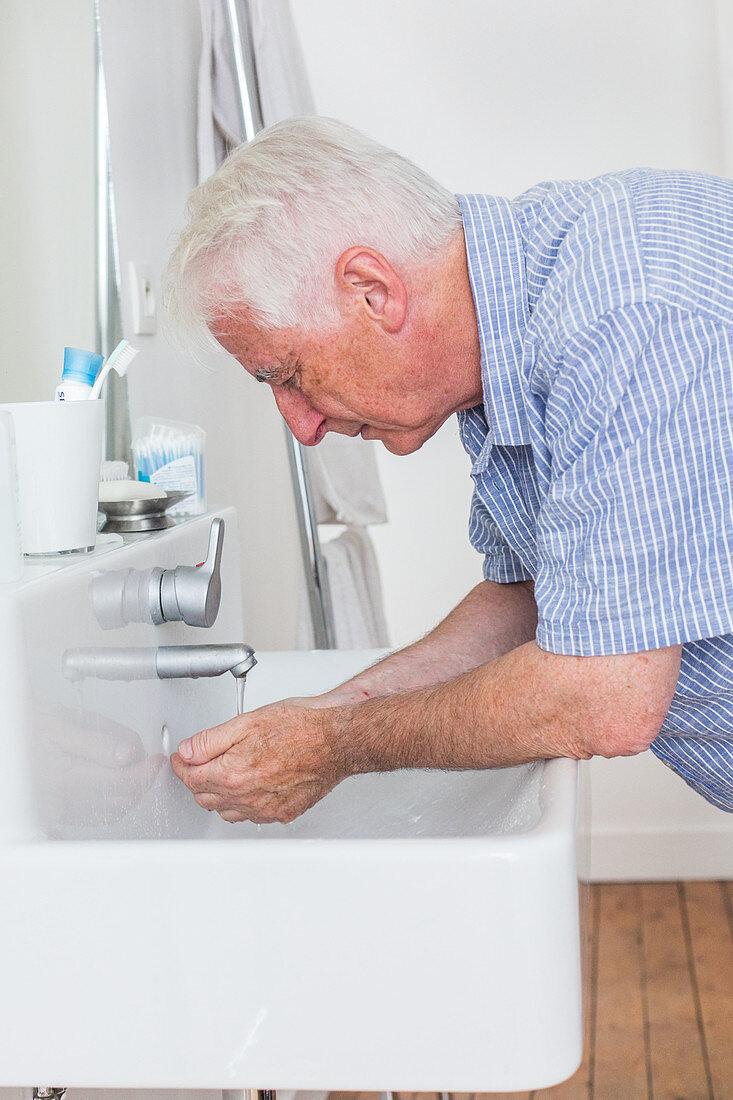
(248, 0, 315, 120)
(197, 0, 315, 183)
(307, 432, 388, 526)
(297, 528, 391, 650)
(197, 0, 242, 182)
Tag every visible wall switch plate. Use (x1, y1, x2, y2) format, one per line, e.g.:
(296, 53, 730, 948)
(128, 261, 156, 334)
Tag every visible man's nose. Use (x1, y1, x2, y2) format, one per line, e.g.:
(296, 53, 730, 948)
(272, 387, 325, 446)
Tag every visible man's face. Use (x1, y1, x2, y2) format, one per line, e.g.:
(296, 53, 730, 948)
(213, 311, 455, 456)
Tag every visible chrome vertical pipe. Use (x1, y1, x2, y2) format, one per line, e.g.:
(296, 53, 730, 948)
(223, 0, 263, 139)
(93, 0, 131, 464)
(285, 427, 336, 648)
(222, 0, 336, 649)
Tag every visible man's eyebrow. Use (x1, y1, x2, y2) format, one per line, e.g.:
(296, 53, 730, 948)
(254, 366, 281, 383)
(254, 363, 296, 384)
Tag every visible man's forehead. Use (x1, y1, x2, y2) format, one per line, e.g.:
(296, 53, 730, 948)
(211, 315, 298, 376)
(211, 312, 265, 352)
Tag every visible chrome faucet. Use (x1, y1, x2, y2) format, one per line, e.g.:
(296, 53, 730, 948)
(63, 643, 257, 683)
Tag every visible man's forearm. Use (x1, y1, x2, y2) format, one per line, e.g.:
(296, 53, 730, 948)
(174, 627, 681, 826)
(330, 579, 538, 699)
(327, 639, 681, 774)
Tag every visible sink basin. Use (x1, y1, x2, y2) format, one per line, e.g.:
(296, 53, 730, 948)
(0, 512, 583, 1093)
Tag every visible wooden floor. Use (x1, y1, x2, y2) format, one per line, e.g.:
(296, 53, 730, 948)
(330, 881, 733, 1100)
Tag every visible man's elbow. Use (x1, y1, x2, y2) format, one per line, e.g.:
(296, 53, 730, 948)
(581, 714, 660, 760)
(541, 699, 662, 763)
(543, 644, 681, 762)
(577, 683, 676, 760)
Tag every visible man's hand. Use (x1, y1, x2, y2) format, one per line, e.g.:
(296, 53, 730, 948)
(170, 697, 354, 824)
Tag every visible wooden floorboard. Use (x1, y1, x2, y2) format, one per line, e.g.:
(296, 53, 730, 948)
(723, 880, 733, 939)
(641, 882, 712, 1100)
(328, 882, 733, 1100)
(683, 882, 733, 1099)
(592, 883, 649, 1100)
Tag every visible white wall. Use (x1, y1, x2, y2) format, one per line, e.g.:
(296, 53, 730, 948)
(292, 0, 733, 877)
(0, 2, 96, 402)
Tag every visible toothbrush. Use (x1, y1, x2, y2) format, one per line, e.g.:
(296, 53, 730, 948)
(88, 339, 140, 399)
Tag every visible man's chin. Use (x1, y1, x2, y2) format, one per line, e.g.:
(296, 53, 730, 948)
(362, 420, 443, 455)
(379, 434, 427, 456)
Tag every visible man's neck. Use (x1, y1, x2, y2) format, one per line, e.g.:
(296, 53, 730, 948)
(416, 229, 483, 413)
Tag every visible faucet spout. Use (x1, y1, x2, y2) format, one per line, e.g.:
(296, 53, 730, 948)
(155, 644, 256, 680)
(63, 644, 256, 683)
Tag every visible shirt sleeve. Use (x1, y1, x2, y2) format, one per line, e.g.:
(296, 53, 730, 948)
(534, 302, 733, 655)
(468, 485, 533, 583)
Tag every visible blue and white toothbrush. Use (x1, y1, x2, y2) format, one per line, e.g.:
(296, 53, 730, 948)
(88, 339, 140, 399)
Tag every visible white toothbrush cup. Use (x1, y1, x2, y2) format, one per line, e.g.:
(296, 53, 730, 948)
(0, 401, 105, 555)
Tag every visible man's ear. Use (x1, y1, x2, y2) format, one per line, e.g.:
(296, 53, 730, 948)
(335, 247, 407, 333)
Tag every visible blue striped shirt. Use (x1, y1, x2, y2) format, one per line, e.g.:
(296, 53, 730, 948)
(456, 172, 733, 812)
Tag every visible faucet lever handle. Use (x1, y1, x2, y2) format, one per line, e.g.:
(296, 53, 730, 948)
(159, 517, 225, 628)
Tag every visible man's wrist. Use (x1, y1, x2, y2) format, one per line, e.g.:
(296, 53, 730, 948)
(320, 694, 404, 778)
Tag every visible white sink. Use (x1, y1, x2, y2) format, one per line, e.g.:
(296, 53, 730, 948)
(0, 512, 584, 1093)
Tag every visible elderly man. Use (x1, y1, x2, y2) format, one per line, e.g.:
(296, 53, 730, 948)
(164, 117, 733, 823)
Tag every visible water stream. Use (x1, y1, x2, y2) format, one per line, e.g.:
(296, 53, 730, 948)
(235, 673, 262, 833)
(236, 674, 247, 716)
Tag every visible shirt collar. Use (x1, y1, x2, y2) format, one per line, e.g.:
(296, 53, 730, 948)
(457, 193, 531, 447)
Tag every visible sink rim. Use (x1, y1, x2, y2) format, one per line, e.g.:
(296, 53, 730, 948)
(3, 757, 578, 857)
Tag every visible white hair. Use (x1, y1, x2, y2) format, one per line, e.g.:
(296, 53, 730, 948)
(163, 117, 462, 346)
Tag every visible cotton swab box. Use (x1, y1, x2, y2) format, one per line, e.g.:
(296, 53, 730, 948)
(131, 417, 205, 517)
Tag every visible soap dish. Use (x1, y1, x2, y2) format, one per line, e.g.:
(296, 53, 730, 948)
(98, 491, 192, 534)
